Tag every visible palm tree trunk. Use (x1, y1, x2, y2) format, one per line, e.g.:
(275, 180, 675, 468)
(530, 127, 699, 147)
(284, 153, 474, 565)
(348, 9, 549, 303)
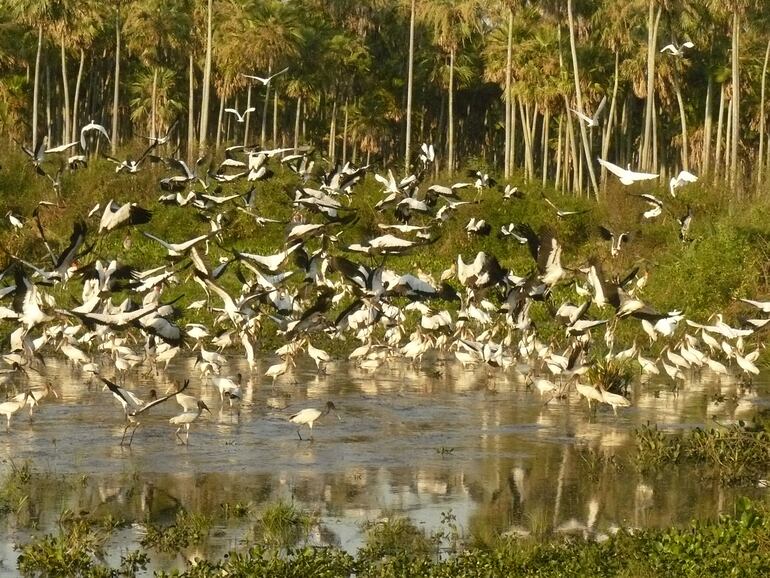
(328, 96, 337, 159)
(703, 76, 713, 177)
(404, 0, 416, 176)
(725, 97, 733, 183)
(273, 83, 279, 146)
(199, 0, 213, 151)
(731, 10, 741, 192)
(567, 0, 599, 196)
(504, 7, 513, 179)
(71, 48, 84, 143)
(641, 3, 662, 170)
(151, 67, 158, 140)
(45, 63, 52, 145)
(448, 48, 455, 177)
(32, 24, 42, 150)
(715, 83, 725, 180)
(244, 84, 253, 147)
(760, 40, 770, 188)
(542, 105, 550, 187)
(111, 11, 120, 154)
(673, 76, 689, 171)
(261, 65, 272, 147)
(187, 53, 195, 164)
(216, 95, 225, 148)
(293, 95, 302, 153)
(60, 32, 71, 145)
(555, 114, 563, 189)
(601, 51, 620, 188)
(342, 96, 349, 164)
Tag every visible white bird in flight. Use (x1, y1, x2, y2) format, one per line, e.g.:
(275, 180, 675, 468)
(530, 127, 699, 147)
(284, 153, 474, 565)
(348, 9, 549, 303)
(241, 67, 289, 86)
(669, 170, 698, 197)
(597, 158, 658, 185)
(570, 96, 607, 128)
(224, 107, 256, 123)
(660, 41, 694, 56)
(80, 119, 111, 151)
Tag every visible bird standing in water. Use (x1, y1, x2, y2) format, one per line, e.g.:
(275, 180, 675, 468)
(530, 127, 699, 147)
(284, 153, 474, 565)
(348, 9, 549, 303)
(289, 401, 340, 440)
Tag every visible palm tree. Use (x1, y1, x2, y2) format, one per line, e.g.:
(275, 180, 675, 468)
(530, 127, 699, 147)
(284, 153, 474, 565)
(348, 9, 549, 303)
(198, 0, 213, 153)
(124, 0, 191, 140)
(418, 0, 480, 176)
(404, 0, 416, 175)
(5, 0, 62, 150)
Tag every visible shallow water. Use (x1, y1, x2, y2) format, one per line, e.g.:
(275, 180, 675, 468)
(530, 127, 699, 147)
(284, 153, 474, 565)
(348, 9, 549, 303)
(0, 355, 767, 575)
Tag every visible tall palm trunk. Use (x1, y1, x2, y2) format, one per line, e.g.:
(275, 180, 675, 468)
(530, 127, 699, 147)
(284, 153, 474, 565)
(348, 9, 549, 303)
(641, 3, 662, 170)
(730, 10, 740, 192)
(244, 84, 253, 147)
(567, 0, 599, 196)
(187, 53, 195, 163)
(32, 24, 43, 150)
(504, 8, 513, 179)
(111, 13, 120, 154)
(342, 96, 349, 164)
(715, 83, 726, 179)
(673, 76, 689, 171)
(199, 0, 213, 151)
(601, 51, 620, 188)
(151, 67, 158, 140)
(293, 95, 302, 153)
(260, 83, 271, 147)
(273, 83, 279, 146)
(447, 48, 455, 177)
(703, 76, 713, 177)
(404, 0, 415, 176)
(759, 39, 770, 187)
(71, 48, 84, 143)
(60, 32, 71, 145)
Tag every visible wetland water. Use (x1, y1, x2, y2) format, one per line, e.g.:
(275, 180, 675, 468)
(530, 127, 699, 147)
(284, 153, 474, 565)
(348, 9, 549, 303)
(0, 355, 767, 574)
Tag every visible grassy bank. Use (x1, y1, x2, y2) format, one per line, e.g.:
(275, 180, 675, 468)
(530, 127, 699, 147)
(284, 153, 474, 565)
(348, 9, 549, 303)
(1, 142, 769, 357)
(14, 496, 770, 577)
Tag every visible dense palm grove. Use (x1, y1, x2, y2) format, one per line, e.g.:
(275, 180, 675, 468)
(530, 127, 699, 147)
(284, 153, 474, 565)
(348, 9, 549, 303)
(0, 0, 767, 195)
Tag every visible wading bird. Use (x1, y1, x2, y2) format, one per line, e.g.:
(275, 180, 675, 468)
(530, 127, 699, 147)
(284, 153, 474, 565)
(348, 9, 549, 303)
(289, 401, 339, 440)
(170, 398, 210, 444)
(101, 376, 188, 446)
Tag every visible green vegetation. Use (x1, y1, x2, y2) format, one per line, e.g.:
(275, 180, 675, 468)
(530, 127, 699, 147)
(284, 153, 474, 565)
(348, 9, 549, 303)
(635, 419, 770, 485)
(16, 499, 770, 577)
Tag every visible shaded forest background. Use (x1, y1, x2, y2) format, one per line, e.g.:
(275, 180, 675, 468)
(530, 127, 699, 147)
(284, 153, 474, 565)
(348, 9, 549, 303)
(0, 0, 767, 196)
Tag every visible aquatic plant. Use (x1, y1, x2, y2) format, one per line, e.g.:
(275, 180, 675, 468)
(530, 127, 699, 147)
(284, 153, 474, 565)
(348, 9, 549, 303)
(634, 420, 770, 485)
(587, 357, 634, 395)
(251, 501, 317, 550)
(141, 510, 211, 553)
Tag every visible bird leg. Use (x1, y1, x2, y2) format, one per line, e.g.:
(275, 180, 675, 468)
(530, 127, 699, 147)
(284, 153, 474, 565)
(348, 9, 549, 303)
(175, 427, 185, 444)
(127, 423, 141, 446)
(296, 429, 303, 441)
(120, 423, 132, 445)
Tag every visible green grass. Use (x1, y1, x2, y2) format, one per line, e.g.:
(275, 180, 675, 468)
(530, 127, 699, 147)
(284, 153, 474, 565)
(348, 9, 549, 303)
(2, 141, 770, 358)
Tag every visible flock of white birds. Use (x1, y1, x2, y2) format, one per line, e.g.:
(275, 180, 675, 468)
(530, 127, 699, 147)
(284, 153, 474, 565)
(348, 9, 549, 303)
(0, 87, 768, 448)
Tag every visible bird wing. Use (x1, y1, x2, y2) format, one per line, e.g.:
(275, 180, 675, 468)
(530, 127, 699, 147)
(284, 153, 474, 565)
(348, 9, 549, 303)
(133, 379, 190, 415)
(598, 225, 614, 241)
(660, 44, 676, 54)
(597, 158, 629, 179)
(570, 108, 593, 125)
(592, 96, 608, 122)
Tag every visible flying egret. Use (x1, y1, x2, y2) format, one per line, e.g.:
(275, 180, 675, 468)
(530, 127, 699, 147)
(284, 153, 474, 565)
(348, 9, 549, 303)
(570, 95, 607, 128)
(241, 67, 289, 85)
(598, 158, 658, 185)
(660, 41, 694, 56)
(224, 107, 256, 123)
(669, 170, 698, 197)
(289, 401, 340, 440)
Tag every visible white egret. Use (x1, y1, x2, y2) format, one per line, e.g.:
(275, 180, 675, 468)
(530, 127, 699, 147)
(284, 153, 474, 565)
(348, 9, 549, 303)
(597, 158, 658, 185)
